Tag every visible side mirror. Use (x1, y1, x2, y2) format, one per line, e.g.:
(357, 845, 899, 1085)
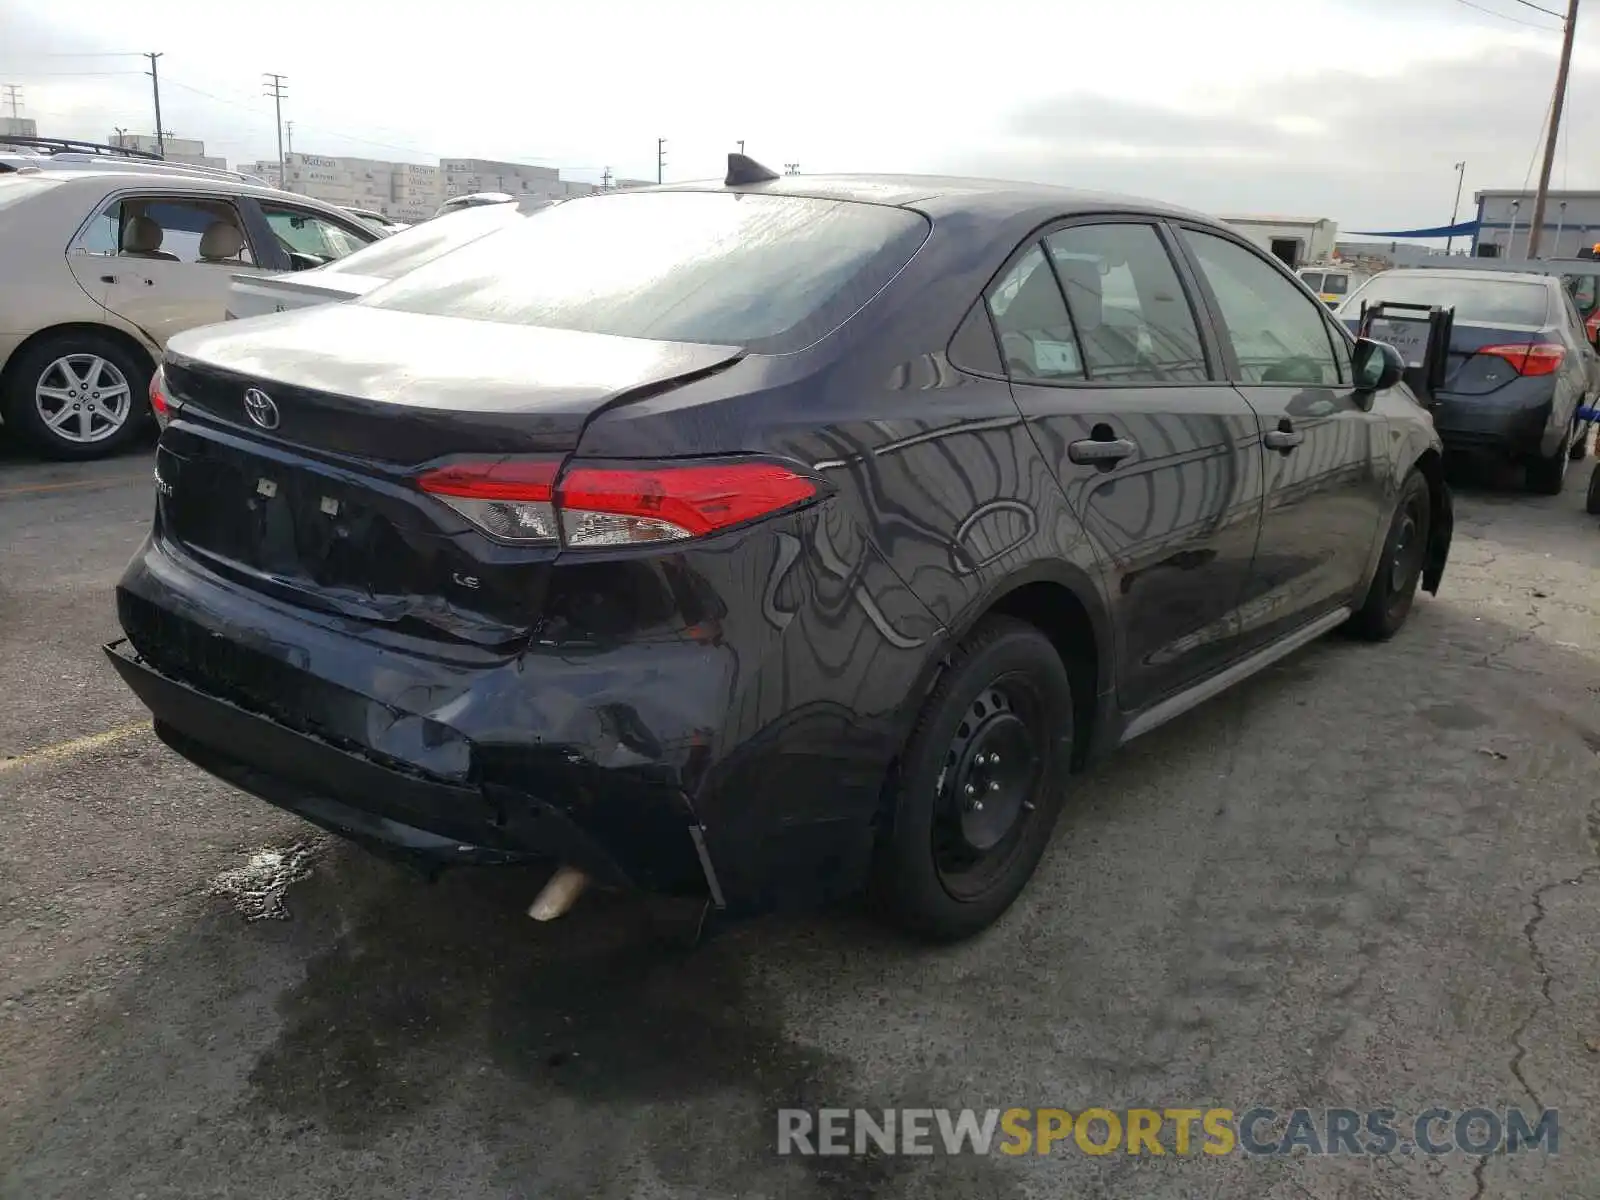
(1352, 337, 1405, 392)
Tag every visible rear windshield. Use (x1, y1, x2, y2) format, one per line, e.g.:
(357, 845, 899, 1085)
(320, 204, 522, 282)
(1300, 271, 1323, 292)
(363, 190, 931, 352)
(1323, 273, 1348, 295)
(1342, 275, 1550, 326)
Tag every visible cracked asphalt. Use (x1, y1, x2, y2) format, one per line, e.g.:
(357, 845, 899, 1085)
(1, 443, 1597, 1199)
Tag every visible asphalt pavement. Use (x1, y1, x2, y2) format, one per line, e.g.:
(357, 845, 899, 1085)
(1, 440, 1597, 1199)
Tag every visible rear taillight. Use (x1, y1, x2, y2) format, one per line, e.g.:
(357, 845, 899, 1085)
(415, 457, 821, 547)
(1478, 343, 1565, 377)
(149, 367, 173, 427)
(417, 458, 560, 542)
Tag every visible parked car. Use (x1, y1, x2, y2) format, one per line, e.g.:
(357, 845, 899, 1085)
(106, 160, 1452, 941)
(433, 191, 516, 218)
(1338, 268, 1596, 492)
(226, 199, 538, 319)
(1298, 263, 1368, 309)
(0, 167, 382, 459)
(338, 206, 410, 236)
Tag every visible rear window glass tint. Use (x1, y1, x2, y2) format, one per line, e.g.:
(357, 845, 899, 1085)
(364, 190, 930, 352)
(1345, 276, 1550, 325)
(322, 204, 520, 281)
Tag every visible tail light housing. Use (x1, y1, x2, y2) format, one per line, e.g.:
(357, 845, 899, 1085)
(1477, 343, 1565, 377)
(416, 457, 823, 548)
(148, 366, 182, 428)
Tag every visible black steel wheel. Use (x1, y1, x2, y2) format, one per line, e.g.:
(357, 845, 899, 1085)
(1586, 461, 1600, 515)
(1349, 468, 1431, 641)
(874, 616, 1075, 941)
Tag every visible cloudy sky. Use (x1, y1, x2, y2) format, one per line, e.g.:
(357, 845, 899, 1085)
(3, 0, 1596, 230)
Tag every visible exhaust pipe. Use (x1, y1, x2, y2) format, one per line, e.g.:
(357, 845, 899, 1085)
(528, 865, 588, 921)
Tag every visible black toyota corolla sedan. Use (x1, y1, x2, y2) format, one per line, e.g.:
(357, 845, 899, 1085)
(107, 156, 1453, 941)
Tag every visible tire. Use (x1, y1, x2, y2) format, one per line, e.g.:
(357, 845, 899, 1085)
(1349, 468, 1431, 642)
(873, 616, 1075, 941)
(1525, 425, 1573, 495)
(1586, 462, 1600, 515)
(0, 332, 152, 461)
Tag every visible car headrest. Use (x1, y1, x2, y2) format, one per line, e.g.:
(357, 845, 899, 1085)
(121, 215, 164, 254)
(199, 220, 245, 260)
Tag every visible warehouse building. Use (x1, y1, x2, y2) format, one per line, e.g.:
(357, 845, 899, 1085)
(1471, 189, 1600, 259)
(108, 132, 227, 171)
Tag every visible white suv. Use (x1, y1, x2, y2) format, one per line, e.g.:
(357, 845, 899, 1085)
(0, 165, 380, 459)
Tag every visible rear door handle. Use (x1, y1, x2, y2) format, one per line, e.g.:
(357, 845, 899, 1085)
(1263, 422, 1304, 452)
(99, 274, 118, 284)
(1068, 436, 1138, 466)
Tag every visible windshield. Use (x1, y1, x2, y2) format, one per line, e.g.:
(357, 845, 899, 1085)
(365, 189, 931, 352)
(315, 204, 524, 282)
(1341, 274, 1550, 326)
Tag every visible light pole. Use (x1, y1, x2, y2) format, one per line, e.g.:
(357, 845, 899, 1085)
(1507, 199, 1521, 258)
(1555, 201, 1568, 257)
(1446, 160, 1466, 255)
(737, 140, 745, 154)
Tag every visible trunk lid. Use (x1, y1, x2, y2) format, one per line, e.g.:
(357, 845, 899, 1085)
(155, 305, 742, 644)
(1438, 321, 1558, 396)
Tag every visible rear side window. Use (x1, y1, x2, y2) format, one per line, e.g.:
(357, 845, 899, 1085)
(1344, 275, 1550, 326)
(1045, 223, 1208, 382)
(80, 195, 254, 265)
(365, 190, 931, 353)
(985, 245, 1083, 382)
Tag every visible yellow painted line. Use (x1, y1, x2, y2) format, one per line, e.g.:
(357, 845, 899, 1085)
(0, 721, 151, 774)
(0, 473, 150, 498)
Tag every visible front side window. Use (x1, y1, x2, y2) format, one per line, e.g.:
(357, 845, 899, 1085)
(85, 195, 253, 265)
(260, 204, 371, 268)
(1045, 223, 1207, 382)
(365, 190, 931, 353)
(1182, 230, 1340, 386)
(985, 244, 1083, 383)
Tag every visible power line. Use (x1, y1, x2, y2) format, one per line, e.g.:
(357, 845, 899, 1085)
(2, 70, 142, 78)
(1449, 0, 1563, 28)
(1509, 0, 1566, 16)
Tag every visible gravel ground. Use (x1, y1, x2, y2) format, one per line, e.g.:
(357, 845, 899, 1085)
(1, 442, 1597, 1199)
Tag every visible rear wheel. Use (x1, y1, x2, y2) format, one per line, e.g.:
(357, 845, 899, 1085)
(1349, 468, 1431, 641)
(873, 617, 1074, 941)
(1525, 424, 1573, 495)
(0, 332, 152, 461)
(1587, 462, 1600, 515)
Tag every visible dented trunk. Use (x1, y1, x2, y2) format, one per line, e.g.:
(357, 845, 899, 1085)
(155, 305, 743, 644)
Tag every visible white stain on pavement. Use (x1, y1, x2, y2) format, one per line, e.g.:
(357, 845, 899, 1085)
(207, 840, 322, 921)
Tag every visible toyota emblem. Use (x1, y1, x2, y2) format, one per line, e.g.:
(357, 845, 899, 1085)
(243, 388, 280, 430)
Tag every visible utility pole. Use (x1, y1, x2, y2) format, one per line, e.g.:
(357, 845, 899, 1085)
(657, 137, 666, 184)
(601, 166, 613, 190)
(145, 53, 164, 157)
(1445, 160, 1466, 256)
(286, 120, 294, 154)
(263, 73, 288, 188)
(2, 85, 21, 119)
(1527, 0, 1580, 259)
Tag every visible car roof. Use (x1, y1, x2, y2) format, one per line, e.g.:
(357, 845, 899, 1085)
(643, 171, 1220, 225)
(0, 167, 353, 212)
(1375, 266, 1557, 287)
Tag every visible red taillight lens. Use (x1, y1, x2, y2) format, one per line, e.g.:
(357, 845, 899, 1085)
(1478, 343, 1565, 377)
(415, 457, 820, 547)
(149, 368, 171, 426)
(417, 458, 560, 543)
(557, 462, 818, 546)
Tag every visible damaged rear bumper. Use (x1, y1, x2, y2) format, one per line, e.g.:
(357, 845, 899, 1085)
(103, 636, 719, 899)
